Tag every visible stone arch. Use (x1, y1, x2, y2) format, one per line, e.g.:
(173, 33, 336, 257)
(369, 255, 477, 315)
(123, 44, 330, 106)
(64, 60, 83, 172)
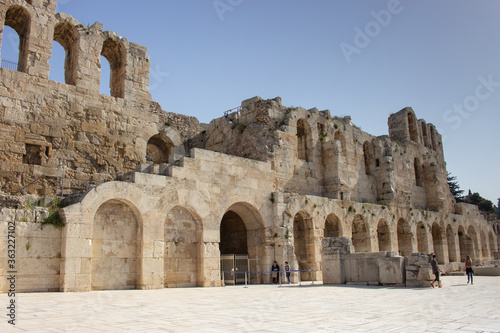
(407, 111, 418, 143)
(458, 225, 468, 262)
(467, 226, 479, 259)
(147, 133, 174, 164)
(363, 141, 372, 175)
(480, 230, 488, 259)
(324, 213, 342, 237)
(446, 224, 458, 262)
(414, 158, 423, 187)
(377, 218, 391, 251)
(2, 5, 31, 72)
(416, 221, 429, 253)
(397, 218, 413, 256)
(488, 231, 497, 257)
(52, 21, 79, 85)
(164, 205, 202, 287)
(92, 199, 142, 290)
(351, 214, 370, 252)
(420, 120, 430, 148)
(334, 130, 346, 157)
(220, 202, 266, 282)
(293, 210, 315, 280)
(431, 223, 445, 263)
(101, 37, 126, 98)
(296, 118, 311, 161)
(429, 125, 438, 151)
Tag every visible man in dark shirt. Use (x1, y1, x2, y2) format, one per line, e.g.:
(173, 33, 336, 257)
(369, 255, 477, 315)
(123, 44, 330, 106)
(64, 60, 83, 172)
(430, 254, 442, 288)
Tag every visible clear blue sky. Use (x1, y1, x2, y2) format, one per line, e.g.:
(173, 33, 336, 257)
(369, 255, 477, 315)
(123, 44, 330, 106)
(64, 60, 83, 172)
(2, 0, 499, 205)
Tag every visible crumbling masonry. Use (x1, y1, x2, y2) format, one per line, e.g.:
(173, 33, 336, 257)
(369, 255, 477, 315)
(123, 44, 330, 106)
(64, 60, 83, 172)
(0, 0, 498, 292)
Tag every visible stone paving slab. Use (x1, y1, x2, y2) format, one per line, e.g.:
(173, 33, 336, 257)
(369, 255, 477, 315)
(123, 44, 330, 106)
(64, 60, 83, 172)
(1, 276, 499, 332)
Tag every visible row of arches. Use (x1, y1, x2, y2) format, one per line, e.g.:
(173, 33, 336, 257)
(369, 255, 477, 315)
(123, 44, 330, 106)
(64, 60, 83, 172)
(90, 197, 266, 290)
(407, 111, 439, 151)
(81, 184, 497, 290)
(317, 213, 498, 264)
(0, 5, 126, 97)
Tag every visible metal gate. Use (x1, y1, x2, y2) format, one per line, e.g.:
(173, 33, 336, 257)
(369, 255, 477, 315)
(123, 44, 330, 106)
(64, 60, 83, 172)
(220, 254, 250, 285)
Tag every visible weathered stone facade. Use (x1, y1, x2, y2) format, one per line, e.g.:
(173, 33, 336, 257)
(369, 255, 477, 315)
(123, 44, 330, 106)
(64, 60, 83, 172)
(0, 0, 498, 292)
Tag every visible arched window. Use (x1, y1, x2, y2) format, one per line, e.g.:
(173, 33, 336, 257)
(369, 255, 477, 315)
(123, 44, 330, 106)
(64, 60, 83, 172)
(414, 158, 423, 187)
(407, 111, 418, 142)
(1, 6, 30, 72)
(50, 22, 79, 85)
(429, 126, 438, 151)
(296, 118, 310, 161)
(101, 38, 126, 98)
(363, 141, 371, 175)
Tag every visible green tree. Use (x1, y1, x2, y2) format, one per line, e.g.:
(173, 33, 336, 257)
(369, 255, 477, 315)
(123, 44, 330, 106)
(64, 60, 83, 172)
(447, 172, 464, 202)
(462, 192, 495, 214)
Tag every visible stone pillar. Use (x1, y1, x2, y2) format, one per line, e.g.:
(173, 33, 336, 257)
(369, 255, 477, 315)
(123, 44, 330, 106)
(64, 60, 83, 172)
(59, 205, 92, 292)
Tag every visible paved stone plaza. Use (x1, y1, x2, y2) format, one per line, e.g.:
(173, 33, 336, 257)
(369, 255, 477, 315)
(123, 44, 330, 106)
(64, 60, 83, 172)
(1, 276, 499, 332)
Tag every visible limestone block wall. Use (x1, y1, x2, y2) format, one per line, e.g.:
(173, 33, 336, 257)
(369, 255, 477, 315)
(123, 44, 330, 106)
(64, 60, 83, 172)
(0, 207, 62, 293)
(321, 237, 405, 285)
(0, 0, 208, 197)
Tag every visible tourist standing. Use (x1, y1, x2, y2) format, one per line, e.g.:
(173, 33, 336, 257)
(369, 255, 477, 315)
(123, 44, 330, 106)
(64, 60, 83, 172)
(465, 255, 474, 284)
(285, 261, 291, 284)
(430, 254, 443, 288)
(271, 261, 280, 284)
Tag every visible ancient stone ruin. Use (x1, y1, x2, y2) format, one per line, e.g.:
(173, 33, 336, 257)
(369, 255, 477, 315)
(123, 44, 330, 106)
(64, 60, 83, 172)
(0, 0, 498, 292)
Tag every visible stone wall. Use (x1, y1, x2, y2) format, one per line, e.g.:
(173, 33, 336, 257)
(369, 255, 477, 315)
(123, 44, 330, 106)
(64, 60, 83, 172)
(0, 207, 61, 293)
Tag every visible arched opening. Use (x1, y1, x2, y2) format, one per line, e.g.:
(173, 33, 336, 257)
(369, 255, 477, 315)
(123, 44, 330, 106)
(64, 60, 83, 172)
(377, 219, 391, 252)
(421, 121, 430, 148)
(334, 130, 346, 157)
(220, 202, 265, 283)
(92, 199, 139, 290)
(480, 231, 488, 259)
(220, 211, 248, 255)
(165, 206, 200, 287)
(293, 211, 315, 281)
(100, 38, 126, 98)
(431, 223, 445, 264)
(397, 218, 413, 256)
(407, 111, 418, 142)
(414, 158, 423, 187)
(48, 40, 65, 82)
(416, 222, 428, 253)
(352, 214, 370, 252)
(488, 231, 497, 257)
(363, 141, 372, 175)
(429, 126, 438, 151)
(296, 118, 310, 161)
(1, 6, 30, 72)
(446, 225, 458, 262)
(458, 225, 468, 262)
(146, 134, 172, 164)
(324, 213, 341, 237)
(50, 21, 79, 85)
(467, 226, 479, 259)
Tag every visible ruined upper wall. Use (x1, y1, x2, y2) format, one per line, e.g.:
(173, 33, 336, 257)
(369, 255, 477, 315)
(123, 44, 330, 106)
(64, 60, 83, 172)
(0, 0, 150, 99)
(203, 96, 454, 213)
(0, 0, 189, 195)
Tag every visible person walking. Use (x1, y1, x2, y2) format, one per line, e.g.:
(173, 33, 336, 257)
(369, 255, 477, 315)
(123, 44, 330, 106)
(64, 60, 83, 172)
(285, 261, 291, 284)
(465, 255, 474, 284)
(430, 254, 443, 288)
(271, 261, 280, 284)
